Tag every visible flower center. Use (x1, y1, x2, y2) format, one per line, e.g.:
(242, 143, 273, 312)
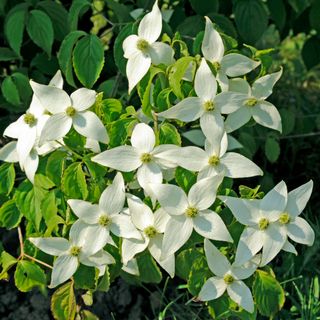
(70, 246, 81, 257)
(245, 98, 258, 107)
(212, 61, 221, 71)
(140, 153, 153, 163)
(66, 106, 76, 117)
(279, 212, 290, 225)
(143, 226, 157, 238)
(23, 113, 37, 126)
(43, 109, 52, 115)
(203, 100, 215, 111)
(136, 39, 150, 53)
(98, 215, 112, 227)
(185, 206, 198, 218)
(258, 218, 270, 230)
(223, 274, 234, 285)
(208, 155, 220, 166)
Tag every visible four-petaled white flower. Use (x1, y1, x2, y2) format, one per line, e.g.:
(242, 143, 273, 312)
(92, 123, 178, 190)
(122, 194, 175, 277)
(67, 173, 142, 254)
(224, 70, 283, 133)
(29, 221, 114, 288)
(123, 0, 174, 93)
(198, 239, 257, 313)
(149, 175, 233, 257)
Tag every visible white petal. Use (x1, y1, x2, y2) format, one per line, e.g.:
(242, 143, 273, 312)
(149, 42, 174, 65)
(29, 237, 70, 256)
(252, 68, 282, 100)
(158, 97, 203, 122)
(49, 255, 78, 288)
(200, 112, 224, 145)
(195, 58, 217, 101)
(0, 141, 19, 163)
(122, 258, 139, 276)
(152, 145, 181, 168)
(286, 180, 313, 218)
(188, 175, 223, 210)
(224, 107, 251, 133)
(127, 51, 151, 94)
(23, 150, 39, 183)
(40, 113, 72, 144)
(215, 92, 248, 114)
(99, 172, 125, 214)
(227, 281, 254, 313)
(16, 126, 37, 164)
(252, 101, 282, 132)
(221, 152, 263, 178)
(198, 277, 227, 301)
(148, 183, 188, 215)
(123, 35, 139, 58)
(85, 138, 101, 153)
(138, 1, 162, 43)
(197, 165, 221, 181)
(216, 71, 229, 92)
(91, 146, 141, 171)
(81, 250, 115, 267)
(287, 217, 315, 246)
(137, 163, 163, 189)
(228, 78, 252, 95)
(30, 81, 71, 114)
(201, 17, 224, 63)
(204, 238, 231, 276)
(110, 214, 143, 239)
(195, 211, 233, 242)
(153, 208, 170, 232)
(49, 70, 63, 88)
(231, 261, 257, 280)
(221, 53, 260, 77)
(131, 123, 155, 153)
(3, 116, 25, 138)
(70, 88, 96, 111)
(282, 240, 297, 255)
(121, 238, 148, 264)
(67, 200, 100, 224)
(162, 215, 193, 256)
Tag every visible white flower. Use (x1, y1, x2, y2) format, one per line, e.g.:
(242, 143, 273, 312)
(198, 239, 257, 313)
(67, 173, 142, 254)
(30, 81, 109, 145)
(202, 17, 260, 91)
(224, 71, 283, 133)
(158, 58, 241, 139)
(123, 0, 174, 93)
(122, 194, 175, 277)
(29, 221, 114, 288)
(149, 175, 233, 257)
(92, 123, 178, 190)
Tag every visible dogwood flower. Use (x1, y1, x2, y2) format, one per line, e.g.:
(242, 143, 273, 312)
(123, 0, 174, 93)
(202, 17, 260, 91)
(158, 58, 241, 139)
(92, 123, 178, 190)
(122, 195, 174, 276)
(30, 81, 109, 145)
(198, 239, 257, 313)
(149, 175, 232, 257)
(67, 173, 141, 254)
(224, 70, 283, 133)
(29, 221, 114, 288)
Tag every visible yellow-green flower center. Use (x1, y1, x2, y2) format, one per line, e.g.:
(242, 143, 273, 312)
(212, 61, 221, 71)
(98, 215, 112, 227)
(140, 153, 153, 163)
(66, 106, 76, 117)
(44, 109, 52, 115)
(258, 218, 270, 230)
(223, 274, 234, 284)
(70, 246, 81, 257)
(143, 226, 157, 238)
(245, 98, 258, 107)
(185, 206, 198, 218)
(208, 155, 220, 166)
(203, 100, 215, 111)
(23, 113, 36, 126)
(279, 212, 290, 225)
(136, 39, 150, 53)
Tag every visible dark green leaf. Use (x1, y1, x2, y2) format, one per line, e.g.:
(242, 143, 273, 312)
(68, 0, 91, 31)
(1, 76, 21, 106)
(0, 47, 19, 61)
(11, 72, 33, 105)
(310, 1, 320, 34)
(267, 0, 286, 31)
(265, 136, 280, 163)
(74, 265, 97, 290)
(0, 200, 22, 229)
(105, 0, 132, 23)
(0, 163, 15, 195)
(136, 253, 162, 284)
(189, 0, 219, 14)
(175, 167, 197, 193)
(175, 248, 203, 280)
(46, 151, 67, 186)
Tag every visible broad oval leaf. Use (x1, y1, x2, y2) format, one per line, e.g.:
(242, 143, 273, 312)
(0, 200, 22, 229)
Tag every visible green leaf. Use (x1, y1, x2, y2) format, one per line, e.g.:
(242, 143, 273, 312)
(26, 10, 54, 57)
(279, 109, 295, 135)
(46, 151, 67, 186)
(265, 137, 280, 163)
(234, 0, 268, 44)
(14, 260, 46, 292)
(0, 200, 22, 229)
(0, 251, 18, 280)
(97, 266, 110, 292)
(100, 98, 123, 123)
(62, 163, 88, 200)
(175, 248, 203, 280)
(51, 281, 77, 320)
(159, 123, 181, 145)
(137, 253, 162, 284)
(73, 34, 104, 88)
(267, 0, 286, 31)
(189, 0, 219, 15)
(5, 6, 27, 55)
(58, 31, 86, 87)
(83, 155, 107, 180)
(68, 0, 91, 31)
(310, 1, 320, 34)
(0, 163, 15, 195)
(288, 0, 311, 14)
(175, 167, 197, 194)
(11, 72, 33, 105)
(74, 265, 97, 290)
(0, 47, 19, 61)
(253, 270, 285, 317)
(302, 36, 320, 70)
(1, 76, 21, 106)
(105, 0, 132, 23)
(177, 15, 204, 38)
(108, 118, 137, 148)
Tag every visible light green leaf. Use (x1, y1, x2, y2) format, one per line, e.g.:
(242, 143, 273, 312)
(97, 266, 110, 292)
(0, 200, 22, 229)
(159, 123, 181, 146)
(0, 251, 18, 280)
(100, 98, 123, 123)
(175, 167, 197, 194)
(0, 163, 15, 195)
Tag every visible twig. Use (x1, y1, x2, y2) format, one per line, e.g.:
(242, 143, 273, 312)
(24, 253, 53, 269)
(17, 227, 24, 257)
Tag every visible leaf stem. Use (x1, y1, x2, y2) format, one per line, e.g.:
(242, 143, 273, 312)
(55, 140, 83, 160)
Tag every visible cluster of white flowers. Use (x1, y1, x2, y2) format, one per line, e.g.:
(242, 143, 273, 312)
(0, 0, 315, 313)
